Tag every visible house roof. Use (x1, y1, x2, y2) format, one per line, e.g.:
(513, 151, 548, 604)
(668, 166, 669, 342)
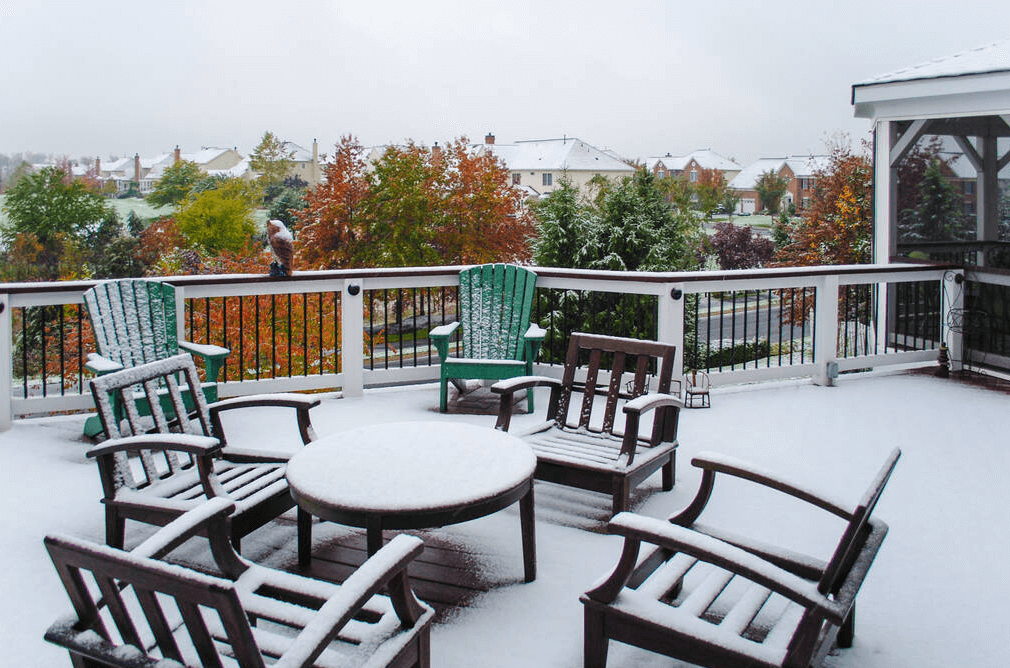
(728, 158, 788, 190)
(729, 155, 830, 190)
(485, 138, 634, 174)
(644, 150, 741, 173)
(281, 141, 314, 162)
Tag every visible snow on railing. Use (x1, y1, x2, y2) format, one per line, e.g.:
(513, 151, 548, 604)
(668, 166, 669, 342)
(0, 263, 961, 429)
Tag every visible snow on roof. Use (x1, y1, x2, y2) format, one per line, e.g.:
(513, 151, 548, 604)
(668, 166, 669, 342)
(728, 158, 787, 189)
(180, 147, 236, 166)
(855, 39, 1010, 87)
(281, 141, 314, 162)
(784, 155, 831, 178)
(644, 150, 741, 173)
(207, 156, 251, 178)
(486, 138, 634, 173)
(729, 155, 830, 189)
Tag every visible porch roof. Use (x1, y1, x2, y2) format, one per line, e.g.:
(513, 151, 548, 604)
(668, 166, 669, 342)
(852, 39, 1010, 120)
(4, 370, 1009, 667)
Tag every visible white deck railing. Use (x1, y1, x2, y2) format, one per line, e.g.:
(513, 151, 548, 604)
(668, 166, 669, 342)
(0, 262, 961, 430)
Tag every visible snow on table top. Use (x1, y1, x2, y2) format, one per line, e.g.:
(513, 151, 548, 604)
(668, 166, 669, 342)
(286, 421, 536, 513)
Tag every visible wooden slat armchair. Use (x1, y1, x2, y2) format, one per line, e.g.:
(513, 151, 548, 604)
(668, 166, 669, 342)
(45, 497, 434, 668)
(493, 332, 682, 516)
(83, 278, 231, 438)
(429, 263, 545, 412)
(581, 448, 900, 668)
(88, 353, 319, 552)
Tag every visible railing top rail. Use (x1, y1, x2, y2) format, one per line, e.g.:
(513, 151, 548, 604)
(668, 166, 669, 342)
(0, 261, 956, 296)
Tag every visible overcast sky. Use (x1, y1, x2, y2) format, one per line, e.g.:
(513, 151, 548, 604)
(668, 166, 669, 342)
(1, 1, 1006, 166)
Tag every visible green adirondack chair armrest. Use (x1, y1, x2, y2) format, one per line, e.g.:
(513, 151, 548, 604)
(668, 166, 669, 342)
(429, 321, 460, 363)
(523, 324, 546, 366)
(179, 340, 231, 383)
(84, 353, 125, 376)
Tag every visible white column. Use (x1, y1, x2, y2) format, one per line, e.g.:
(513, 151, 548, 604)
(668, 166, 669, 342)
(0, 295, 11, 430)
(875, 121, 898, 360)
(813, 275, 839, 386)
(341, 279, 364, 397)
(941, 270, 965, 372)
(657, 284, 685, 379)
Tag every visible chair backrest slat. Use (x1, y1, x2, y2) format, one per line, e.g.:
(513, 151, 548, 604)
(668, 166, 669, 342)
(90, 355, 215, 491)
(45, 534, 266, 668)
(556, 333, 678, 440)
(84, 279, 180, 368)
(457, 264, 538, 361)
(818, 448, 901, 595)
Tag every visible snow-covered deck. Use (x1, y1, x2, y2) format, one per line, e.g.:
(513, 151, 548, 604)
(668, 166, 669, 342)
(5, 370, 1008, 667)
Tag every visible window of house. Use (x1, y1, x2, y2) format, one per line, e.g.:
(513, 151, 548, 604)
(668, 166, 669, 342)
(802, 197, 810, 209)
(690, 170, 698, 182)
(800, 178, 813, 190)
(512, 173, 521, 185)
(543, 173, 553, 186)
(964, 181, 976, 194)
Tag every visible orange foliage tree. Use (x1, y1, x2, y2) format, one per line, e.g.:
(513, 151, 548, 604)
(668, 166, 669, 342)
(776, 140, 873, 267)
(296, 135, 533, 270)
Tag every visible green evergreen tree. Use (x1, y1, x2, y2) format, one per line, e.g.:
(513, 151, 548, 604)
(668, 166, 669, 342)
(899, 159, 969, 241)
(147, 160, 202, 207)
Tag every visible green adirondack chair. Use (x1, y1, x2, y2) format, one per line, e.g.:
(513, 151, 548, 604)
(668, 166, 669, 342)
(429, 264, 545, 413)
(82, 279, 230, 438)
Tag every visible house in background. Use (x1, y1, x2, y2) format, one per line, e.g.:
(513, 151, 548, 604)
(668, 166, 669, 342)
(280, 140, 322, 187)
(644, 149, 742, 184)
(97, 146, 247, 194)
(480, 134, 635, 197)
(728, 155, 830, 214)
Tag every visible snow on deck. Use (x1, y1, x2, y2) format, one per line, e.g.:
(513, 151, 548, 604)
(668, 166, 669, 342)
(3, 370, 1009, 667)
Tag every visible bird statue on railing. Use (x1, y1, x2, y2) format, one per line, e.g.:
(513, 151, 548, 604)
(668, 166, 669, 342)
(267, 219, 294, 277)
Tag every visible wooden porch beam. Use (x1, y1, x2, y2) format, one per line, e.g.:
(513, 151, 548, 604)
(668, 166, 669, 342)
(889, 119, 930, 166)
(953, 136, 982, 171)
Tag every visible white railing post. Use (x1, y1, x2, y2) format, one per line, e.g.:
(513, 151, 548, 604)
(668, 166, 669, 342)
(942, 270, 965, 372)
(0, 294, 11, 430)
(658, 284, 685, 379)
(174, 285, 186, 344)
(813, 275, 839, 386)
(341, 279, 364, 397)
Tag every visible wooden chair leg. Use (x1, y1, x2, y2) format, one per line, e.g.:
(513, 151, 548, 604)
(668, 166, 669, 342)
(838, 604, 855, 648)
(611, 478, 629, 516)
(662, 456, 675, 491)
(584, 606, 610, 668)
(298, 507, 313, 568)
(439, 376, 449, 412)
(105, 508, 125, 549)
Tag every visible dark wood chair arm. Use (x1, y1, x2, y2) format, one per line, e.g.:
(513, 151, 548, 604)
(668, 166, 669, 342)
(131, 497, 236, 560)
(267, 534, 428, 668)
(593, 513, 847, 624)
(492, 375, 562, 430)
(679, 451, 853, 522)
(622, 393, 684, 416)
(208, 393, 320, 448)
(86, 433, 222, 459)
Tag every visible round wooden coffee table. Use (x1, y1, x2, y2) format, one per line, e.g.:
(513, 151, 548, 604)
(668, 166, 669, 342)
(287, 421, 538, 582)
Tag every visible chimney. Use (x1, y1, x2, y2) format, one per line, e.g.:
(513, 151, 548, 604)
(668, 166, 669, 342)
(431, 141, 443, 166)
(134, 153, 141, 181)
(485, 132, 495, 145)
(174, 145, 181, 163)
(312, 138, 319, 185)
(95, 157, 101, 175)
